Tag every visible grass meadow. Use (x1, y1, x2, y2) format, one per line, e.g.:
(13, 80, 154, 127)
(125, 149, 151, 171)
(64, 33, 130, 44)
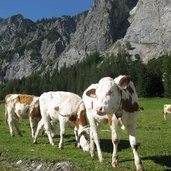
(0, 98, 171, 171)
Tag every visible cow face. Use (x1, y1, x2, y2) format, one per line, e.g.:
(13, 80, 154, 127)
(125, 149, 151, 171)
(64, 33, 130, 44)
(86, 76, 131, 115)
(79, 129, 90, 152)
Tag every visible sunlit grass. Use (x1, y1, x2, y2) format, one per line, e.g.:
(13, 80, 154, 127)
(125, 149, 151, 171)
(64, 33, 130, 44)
(0, 98, 171, 170)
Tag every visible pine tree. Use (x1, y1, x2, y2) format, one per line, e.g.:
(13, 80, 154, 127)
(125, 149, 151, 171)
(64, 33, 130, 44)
(162, 55, 171, 97)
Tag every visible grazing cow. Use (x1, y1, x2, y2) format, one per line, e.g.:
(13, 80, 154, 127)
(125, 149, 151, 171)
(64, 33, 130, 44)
(83, 75, 143, 171)
(163, 104, 171, 120)
(5, 94, 41, 137)
(33, 91, 90, 152)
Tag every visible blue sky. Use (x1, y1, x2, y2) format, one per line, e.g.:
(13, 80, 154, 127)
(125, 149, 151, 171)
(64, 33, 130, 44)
(0, 0, 93, 21)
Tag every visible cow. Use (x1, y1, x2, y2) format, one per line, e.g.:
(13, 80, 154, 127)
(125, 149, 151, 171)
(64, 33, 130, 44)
(33, 91, 90, 152)
(83, 75, 144, 171)
(5, 94, 41, 137)
(163, 104, 171, 120)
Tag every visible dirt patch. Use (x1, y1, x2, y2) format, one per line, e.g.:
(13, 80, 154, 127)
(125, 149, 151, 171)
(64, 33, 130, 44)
(1, 160, 75, 171)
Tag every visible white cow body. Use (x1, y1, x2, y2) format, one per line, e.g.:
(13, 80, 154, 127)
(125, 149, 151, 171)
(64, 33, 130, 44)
(163, 104, 171, 120)
(33, 91, 90, 152)
(83, 75, 143, 171)
(5, 94, 41, 137)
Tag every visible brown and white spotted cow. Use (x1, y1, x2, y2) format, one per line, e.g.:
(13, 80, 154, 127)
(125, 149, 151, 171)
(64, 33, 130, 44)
(163, 104, 171, 120)
(5, 94, 41, 137)
(83, 75, 144, 171)
(33, 91, 90, 152)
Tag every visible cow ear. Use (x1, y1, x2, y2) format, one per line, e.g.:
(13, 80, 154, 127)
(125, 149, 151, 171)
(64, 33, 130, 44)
(116, 75, 131, 89)
(86, 88, 96, 98)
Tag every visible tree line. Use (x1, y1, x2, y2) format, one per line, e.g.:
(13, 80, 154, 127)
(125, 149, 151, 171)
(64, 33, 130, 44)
(0, 52, 171, 101)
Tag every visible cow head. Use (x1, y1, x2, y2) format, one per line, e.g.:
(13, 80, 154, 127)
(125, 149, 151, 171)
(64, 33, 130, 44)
(70, 103, 90, 152)
(78, 127, 90, 152)
(85, 75, 131, 115)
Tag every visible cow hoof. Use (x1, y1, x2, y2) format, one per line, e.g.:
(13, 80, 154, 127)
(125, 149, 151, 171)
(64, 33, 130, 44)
(33, 141, 38, 144)
(59, 146, 64, 150)
(76, 144, 81, 149)
(112, 162, 119, 168)
(137, 168, 144, 171)
(99, 158, 104, 163)
(137, 166, 144, 171)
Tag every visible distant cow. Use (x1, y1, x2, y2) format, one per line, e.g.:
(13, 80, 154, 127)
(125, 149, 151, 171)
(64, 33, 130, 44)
(33, 91, 90, 152)
(83, 75, 143, 171)
(5, 94, 41, 137)
(163, 104, 171, 120)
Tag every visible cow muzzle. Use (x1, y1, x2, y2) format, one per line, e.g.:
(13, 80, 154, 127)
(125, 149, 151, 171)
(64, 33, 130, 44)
(96, 106, 105, 116)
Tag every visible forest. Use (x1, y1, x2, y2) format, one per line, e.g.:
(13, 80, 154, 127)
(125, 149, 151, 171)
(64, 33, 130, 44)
(0, 51, 171, 100)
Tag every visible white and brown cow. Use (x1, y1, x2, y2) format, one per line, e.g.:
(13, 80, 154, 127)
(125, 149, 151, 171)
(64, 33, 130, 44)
(5, 94, 41, 137)
(33, 91, 90, 152)
(83, 75, 143, 171)
(163, 104, 171, 120)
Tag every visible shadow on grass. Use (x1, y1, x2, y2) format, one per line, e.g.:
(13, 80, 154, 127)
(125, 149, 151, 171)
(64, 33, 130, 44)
(120, 155, 171, 170)
(100, 139, 171, 169)
(142, 155, 171, 169)
(100, 139, 130, 153)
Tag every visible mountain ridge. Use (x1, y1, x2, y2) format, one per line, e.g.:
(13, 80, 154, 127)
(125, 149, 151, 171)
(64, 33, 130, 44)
(0, 0, 171, 82)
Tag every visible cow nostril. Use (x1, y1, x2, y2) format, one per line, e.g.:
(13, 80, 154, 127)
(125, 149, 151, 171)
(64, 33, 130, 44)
(96, 107, 103, 113)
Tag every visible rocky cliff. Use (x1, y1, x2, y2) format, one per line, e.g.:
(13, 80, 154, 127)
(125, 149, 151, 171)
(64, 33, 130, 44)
(0, 0, 171, 82)
(123, 0, 171, 62)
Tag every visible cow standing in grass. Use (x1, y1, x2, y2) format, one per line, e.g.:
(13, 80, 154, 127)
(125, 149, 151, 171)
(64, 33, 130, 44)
(5, 94, 41, 137)
(83, 75, 143, 171)
(33, 91, 90, 152)
(163, 104, 171, 120)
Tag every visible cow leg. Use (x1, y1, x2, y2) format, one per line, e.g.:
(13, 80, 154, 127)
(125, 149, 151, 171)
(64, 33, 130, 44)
(90, 119, 103, 162)
(50, 121, 57, 138)
(74, 127, 80, 148)
(29, 117, 37, 138)
(7, 115, 14, 136)
(89, 128, 95, 158)
(33, 119, 44, 144)
(128, 125, 144, 171)
(13, 118, 22, 136)
(6, 109, 15, 136)
(59, 118, 65, 149)
(111, 116, 119, 168)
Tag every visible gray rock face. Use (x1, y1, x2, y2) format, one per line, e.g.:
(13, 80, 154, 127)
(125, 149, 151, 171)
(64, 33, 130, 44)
(0, 0, 130, 81)
(123, 0, 171, 62)
(58, 0, 129, 68)
(0, 15, 77, 81)
(0, 0, 171, 81)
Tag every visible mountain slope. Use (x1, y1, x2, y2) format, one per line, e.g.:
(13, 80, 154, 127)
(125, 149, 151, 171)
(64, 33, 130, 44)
(0, 0, 171, 82)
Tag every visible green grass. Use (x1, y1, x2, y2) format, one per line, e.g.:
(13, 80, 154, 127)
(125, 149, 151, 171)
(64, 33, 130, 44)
(0, 98, 171, 171)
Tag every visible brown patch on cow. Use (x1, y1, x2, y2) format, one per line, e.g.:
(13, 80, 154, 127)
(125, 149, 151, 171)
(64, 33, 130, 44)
(54, 106, 59, 112)
(30, 106, 41, 118)
(121, 96, 139, 113)
(16, 95, 35, 105)
(107, 115, 113, 126)
(119, 75, 131, 88)
(86, 88, 96, 97)
(69, 115, 77, 122)
(70, 110, 88, 129)
(167, 106, 171, 112)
